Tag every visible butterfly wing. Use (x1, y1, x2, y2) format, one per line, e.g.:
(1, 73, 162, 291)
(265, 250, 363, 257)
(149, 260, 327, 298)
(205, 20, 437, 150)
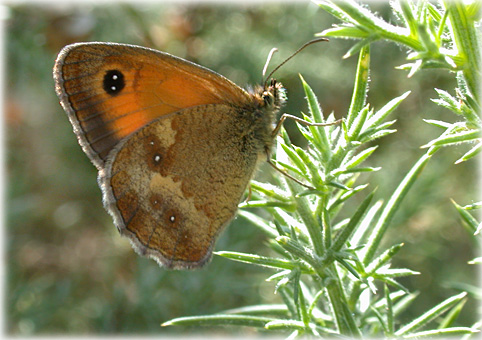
(101, 103, 260, 269)
(53, 42, 251, 169)
(54, 42, 268, 269)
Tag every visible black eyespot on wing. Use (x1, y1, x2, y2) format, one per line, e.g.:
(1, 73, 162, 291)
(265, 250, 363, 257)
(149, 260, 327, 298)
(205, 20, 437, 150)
(103, 70, 125, 95)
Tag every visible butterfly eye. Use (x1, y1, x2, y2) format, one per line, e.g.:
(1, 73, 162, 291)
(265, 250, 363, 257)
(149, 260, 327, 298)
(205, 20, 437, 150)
(262, 91, 274, 105)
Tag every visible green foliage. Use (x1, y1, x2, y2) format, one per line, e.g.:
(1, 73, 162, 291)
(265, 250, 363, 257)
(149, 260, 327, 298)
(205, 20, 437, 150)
(165, 0, 480, 337)
(317, 0, 481, 163)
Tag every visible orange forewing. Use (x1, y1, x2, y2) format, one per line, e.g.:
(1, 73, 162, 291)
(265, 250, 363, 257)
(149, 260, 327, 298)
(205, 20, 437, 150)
(54, 42, 250, 167)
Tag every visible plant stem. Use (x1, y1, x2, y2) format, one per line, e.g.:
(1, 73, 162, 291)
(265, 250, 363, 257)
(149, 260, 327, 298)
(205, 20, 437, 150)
(444, 0, 480, 102)
(362, 152, 432, 264)
(334, 0, 423, 50)
(286, 180, 325, 257)
(325, 265, 362, 337)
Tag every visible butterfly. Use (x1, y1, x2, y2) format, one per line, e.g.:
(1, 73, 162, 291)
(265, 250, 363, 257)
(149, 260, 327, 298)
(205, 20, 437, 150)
(53, 39, 327, 269)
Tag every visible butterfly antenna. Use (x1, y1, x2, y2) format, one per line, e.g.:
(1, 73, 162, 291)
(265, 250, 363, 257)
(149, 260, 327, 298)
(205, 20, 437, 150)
(263, 37, 329, 88)
(262, 48, 279, 79)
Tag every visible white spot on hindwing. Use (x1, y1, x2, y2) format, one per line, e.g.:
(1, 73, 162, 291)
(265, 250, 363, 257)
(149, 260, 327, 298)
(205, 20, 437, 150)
(148, 173, 209, 228)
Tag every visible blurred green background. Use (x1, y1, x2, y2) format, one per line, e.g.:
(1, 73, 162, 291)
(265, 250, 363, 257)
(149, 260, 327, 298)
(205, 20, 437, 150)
(6, 1, 478, 336)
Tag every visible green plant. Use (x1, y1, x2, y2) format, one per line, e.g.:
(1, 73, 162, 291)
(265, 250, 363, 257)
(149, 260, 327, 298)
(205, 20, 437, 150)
(163, 0, 480, 337)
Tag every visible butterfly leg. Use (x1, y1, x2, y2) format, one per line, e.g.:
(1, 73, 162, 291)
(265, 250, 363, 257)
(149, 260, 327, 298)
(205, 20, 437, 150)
(242, 184, 253, 204)
(266, 158, 315, 190)
(271, 113, 342, 138)
(266, 114, 342, 190)
(265, 145, 315, 190)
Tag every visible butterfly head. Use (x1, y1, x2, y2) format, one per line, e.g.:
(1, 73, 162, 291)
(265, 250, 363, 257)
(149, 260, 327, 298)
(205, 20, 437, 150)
(249, 78, 286, 113)
(262, 78, 287, 109)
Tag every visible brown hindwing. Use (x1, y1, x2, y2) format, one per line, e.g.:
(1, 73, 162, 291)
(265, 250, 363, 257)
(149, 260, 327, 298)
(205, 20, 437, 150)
(100, 104, 260, 269)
